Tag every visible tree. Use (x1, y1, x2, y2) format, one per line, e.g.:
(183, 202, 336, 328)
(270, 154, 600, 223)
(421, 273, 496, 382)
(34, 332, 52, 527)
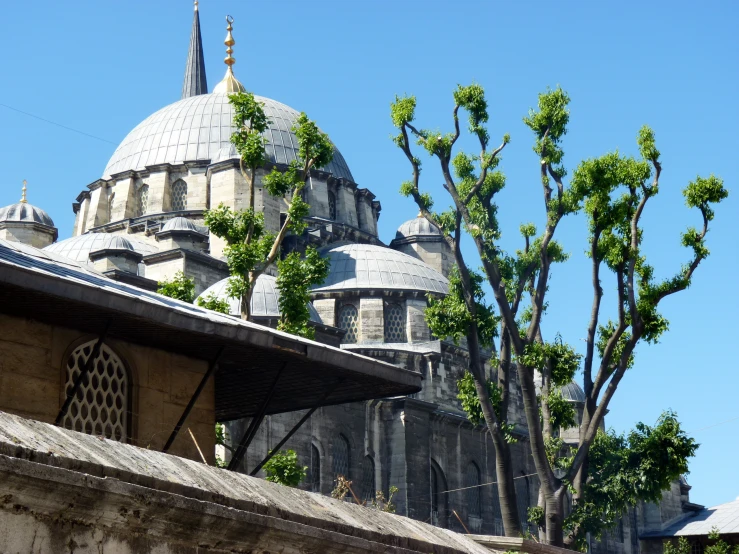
(157, 271, 195, 303)
(664, 528, 739, 554)
(390, 85, 727, 546)
(565, 411, 697, 549)
(275, 248, 329, 339)
(204, 92, 333, 333)
(262, 449, 307, 487)
(196, 293, 231, 314)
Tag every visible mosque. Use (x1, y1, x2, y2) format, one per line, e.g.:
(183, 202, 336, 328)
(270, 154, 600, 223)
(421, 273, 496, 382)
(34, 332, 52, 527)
(0, 4, 703, 552)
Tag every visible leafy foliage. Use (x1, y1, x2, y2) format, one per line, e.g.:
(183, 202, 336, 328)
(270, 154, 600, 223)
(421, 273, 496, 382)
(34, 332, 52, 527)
(204, 91, 334, 329)
(262, 449, 307, 487)
(370, 486, 399, 513)
(426, 267, 499, 347)
(196, 292, 231, 314)
(664, 529, 739, 554)
(565, 412, 698, 546)
(275, 248, 329, 339)
(157, 271, 195, 303)
(457, 371, 516, 443)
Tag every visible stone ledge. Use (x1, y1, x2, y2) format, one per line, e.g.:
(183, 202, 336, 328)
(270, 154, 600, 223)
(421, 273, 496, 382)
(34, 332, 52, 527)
(470, 535, 572, 553)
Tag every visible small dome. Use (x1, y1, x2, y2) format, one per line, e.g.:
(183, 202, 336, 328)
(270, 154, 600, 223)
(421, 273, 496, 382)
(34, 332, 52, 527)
(561, 382, 586, 403)
(160, 216, 203, 234)
(394, 215, 442, 240)
(0, 202, 55, 228)
(103, 93, 354, 181)
(197, 274, 322, 322)
(45, 233, 159, 264)
(312, 242, 449, 294)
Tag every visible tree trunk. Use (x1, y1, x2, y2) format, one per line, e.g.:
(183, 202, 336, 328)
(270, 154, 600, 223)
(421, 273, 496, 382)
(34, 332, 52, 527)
(545, 487, 566, 547)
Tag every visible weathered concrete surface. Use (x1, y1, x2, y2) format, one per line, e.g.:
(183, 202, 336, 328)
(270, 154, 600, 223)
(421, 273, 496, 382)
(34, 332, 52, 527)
(0, 410, 495, 554)
(470, 535, 571, 553)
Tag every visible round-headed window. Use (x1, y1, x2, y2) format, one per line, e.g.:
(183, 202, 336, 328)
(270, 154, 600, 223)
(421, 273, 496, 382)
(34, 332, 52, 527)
(61, 341, 129, 442)
(171, 179, 188, 211)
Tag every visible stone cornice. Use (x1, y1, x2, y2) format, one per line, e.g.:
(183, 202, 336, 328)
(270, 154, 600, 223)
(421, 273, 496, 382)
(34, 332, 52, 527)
(109, 170, 136, 181)
(155, 229, 208, 242)
(88, 248, 143, 263)
(142, 248, 228, 271)
(86, 179, 108, 191)
(75, 190, 91, 203)
(144, 163, 174, 174)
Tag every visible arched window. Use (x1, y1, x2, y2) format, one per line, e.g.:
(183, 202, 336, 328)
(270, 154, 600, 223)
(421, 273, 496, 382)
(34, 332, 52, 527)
(465, 462, 482, 518)
(328, 191, 337, 220)
(61, 341, 130, 442)
(135, 184, 149, 217)
(361, 455, 376, 502)
(384, 302, 406, 343)
(332, 434, 351, 479)
(338, 304, 359, 344)
(171, 179, 188, 211)
(310, 444, 321, 492)
(430, 460, 448, 528)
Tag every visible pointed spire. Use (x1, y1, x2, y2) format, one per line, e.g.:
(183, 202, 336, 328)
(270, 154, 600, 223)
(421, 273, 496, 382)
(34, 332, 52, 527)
(181, 0, 208, 99)
(20, 180, 27, 203)
(213, 15, 246, 94)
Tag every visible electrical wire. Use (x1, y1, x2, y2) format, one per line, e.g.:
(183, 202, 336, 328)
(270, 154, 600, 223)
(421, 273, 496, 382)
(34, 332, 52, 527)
(0, 102, 116, 145)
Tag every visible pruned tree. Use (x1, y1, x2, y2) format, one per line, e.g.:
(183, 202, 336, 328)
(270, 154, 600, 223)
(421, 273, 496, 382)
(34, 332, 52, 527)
(205, 92, 333, 336)
(390, 84, 727, 546)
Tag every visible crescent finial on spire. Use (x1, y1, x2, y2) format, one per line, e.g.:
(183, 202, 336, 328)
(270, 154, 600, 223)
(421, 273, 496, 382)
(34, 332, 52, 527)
(20, 180, 27, 203)
(212, 15, 245, 93)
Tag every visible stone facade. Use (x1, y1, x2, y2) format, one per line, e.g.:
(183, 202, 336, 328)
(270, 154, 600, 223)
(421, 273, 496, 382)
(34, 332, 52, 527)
(0, 312, 215, 463)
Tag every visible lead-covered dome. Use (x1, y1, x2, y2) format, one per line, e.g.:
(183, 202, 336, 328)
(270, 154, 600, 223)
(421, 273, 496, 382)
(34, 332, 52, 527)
(561, 382, 586, 403)
(160, 216, 204, 234)
(197, 274, 321, 322)
(312, 243, 449, 294)
(45, 233, 159, 264)
(103, 93, 354, 181)
(0, 202, 55, 228)
(395, 215, 442, 240)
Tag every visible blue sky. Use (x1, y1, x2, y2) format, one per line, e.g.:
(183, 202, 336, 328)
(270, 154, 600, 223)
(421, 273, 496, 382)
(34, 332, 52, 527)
(1, 1, 737, 507)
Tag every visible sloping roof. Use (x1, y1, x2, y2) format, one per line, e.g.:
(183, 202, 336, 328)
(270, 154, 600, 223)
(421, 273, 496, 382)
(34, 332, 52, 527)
(0, 239, 421, 420)
(642, 499, 739, 538)
(0, 410, 494, 554)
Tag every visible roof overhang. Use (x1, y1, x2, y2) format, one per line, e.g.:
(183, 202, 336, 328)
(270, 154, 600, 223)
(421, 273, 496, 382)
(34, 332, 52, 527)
(0, 241, 421, 421)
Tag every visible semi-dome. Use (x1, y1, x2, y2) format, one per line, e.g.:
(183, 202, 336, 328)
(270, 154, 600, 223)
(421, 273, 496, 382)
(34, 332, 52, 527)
(45, 233, 159, 264)
(312, 242, 449, 294)
(160, 216, 204, 234)
(0, 202, 55, 228)
(197, 274, 321, 322)
(103, 93, 354, 181)
(395, 215, 442, 240)
(561, 381, 586, 403)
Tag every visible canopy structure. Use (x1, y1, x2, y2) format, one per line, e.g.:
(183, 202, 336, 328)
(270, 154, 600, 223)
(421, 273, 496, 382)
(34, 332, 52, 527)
(0, 240, 421, 424)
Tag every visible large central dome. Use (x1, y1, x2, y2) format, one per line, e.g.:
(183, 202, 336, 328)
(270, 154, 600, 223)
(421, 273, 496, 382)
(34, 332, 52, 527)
(103, 92, 354, 181)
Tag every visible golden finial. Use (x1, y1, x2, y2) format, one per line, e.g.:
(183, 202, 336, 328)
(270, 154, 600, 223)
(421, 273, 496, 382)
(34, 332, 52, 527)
(194, 0, 198, 11)
(212, 15, 246, 94)
(20, 180, 27, 204)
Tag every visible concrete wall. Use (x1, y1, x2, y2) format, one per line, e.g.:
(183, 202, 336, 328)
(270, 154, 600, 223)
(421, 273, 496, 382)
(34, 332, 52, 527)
(0, 313, 214, 463)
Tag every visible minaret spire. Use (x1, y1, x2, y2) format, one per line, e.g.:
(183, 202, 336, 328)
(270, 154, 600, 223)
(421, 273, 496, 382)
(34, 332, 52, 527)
(181, 0, 208, 99)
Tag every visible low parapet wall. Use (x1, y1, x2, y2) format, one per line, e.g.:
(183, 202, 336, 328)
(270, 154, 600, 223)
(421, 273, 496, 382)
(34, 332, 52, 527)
(0, 410, 493, 554)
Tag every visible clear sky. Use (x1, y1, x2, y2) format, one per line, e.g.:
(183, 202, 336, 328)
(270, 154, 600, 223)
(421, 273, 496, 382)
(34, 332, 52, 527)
(0, 0, 736, 508)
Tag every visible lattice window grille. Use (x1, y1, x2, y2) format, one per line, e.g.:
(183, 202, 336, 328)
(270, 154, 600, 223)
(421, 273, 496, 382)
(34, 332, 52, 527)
(384, 303, 406, 343)
(332, 435, 350, 479)
(328, 191, 337, 220)
(136, 184, 149, 217)
(338, 304, 359, 344)
(171, 180, 188, 211)
(62, 341, 128, 442)
(361, 456, 376, 502)
(465, 462, 482, 517)
(310, 444, 321, 492)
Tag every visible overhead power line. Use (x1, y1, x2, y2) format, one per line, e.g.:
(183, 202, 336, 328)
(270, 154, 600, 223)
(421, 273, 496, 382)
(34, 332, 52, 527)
(688, 415, 739, 434)
(0, 102, 116, 145)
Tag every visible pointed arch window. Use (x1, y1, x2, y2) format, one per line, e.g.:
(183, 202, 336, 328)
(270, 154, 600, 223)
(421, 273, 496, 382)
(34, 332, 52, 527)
(310, 444, 321, 492)
(361, 455, 376, 502)
(171, 179, 188, 211)
(135, 184, 149, 217)
(465, 462, 482, 518)
(61, 340, 130, 442)
(338, 304, 359, 344)
(332, 434, 351, 479)
(431, 460, 448, 527)
(384, 302, 406, 342)
(328, 191, 337, 220)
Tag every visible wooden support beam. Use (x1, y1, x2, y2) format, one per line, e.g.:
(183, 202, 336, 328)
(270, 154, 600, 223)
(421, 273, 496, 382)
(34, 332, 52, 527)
(227, 362, 287, 471)
(162, 347, 224, 453)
